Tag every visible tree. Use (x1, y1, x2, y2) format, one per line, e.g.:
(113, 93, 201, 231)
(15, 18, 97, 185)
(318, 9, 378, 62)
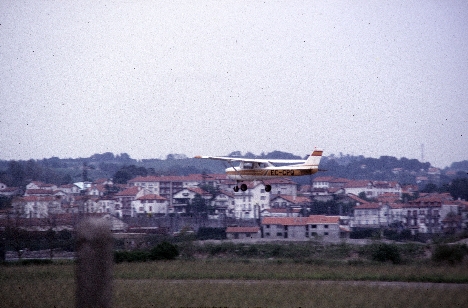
(358, 192, 369, 201)
(191, 194, 207, 218)
(113, 165, 148, 184)
(421, 183, 438, 193)
(448, 178, 468, 201)
(7, 161, 26, 188)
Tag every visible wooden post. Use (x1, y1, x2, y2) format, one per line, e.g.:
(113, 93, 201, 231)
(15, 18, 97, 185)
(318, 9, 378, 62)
(75, 217, 113, 308)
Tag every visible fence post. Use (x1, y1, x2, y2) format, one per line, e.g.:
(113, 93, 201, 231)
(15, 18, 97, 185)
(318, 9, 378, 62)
(75, 217, 113, 308)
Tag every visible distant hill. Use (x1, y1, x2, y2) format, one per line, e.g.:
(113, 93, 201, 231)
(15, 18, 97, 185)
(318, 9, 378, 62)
(0, 151, 466, 188)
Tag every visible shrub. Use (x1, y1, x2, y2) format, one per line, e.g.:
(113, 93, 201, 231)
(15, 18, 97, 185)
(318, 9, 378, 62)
(114, 250, 150, 263)
(350, 229, 378, 239)
(197, 227, 226, 240)
(432, 244, 467, 265)
(371, 243, 401, 264)
(149, 242, 179, 260)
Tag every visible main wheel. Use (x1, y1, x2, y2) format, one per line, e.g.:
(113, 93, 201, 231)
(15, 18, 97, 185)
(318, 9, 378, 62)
(265, 184, 272, 192)
(240, 183, 248, 191)
(233, 186, 239, 192)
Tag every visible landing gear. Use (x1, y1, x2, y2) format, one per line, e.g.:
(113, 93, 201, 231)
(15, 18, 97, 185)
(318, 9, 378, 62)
(265, 184, 272, 192)
(233, 183, 248, 192)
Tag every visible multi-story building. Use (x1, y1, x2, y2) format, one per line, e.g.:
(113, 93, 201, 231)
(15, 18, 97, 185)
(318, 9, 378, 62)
(350, 194, 464, 235)
(13, 196, 62, 218)
(351, 202, 392, 228)
(262, 215, 341, 240)
(114, 186, 148, 217)
(229, 182, 270, 219)
(131, 194, 169, 217)
(402, 194, 459, 234)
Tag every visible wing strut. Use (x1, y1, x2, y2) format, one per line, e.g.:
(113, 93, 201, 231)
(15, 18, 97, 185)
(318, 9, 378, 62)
(227, 160, 244, 181)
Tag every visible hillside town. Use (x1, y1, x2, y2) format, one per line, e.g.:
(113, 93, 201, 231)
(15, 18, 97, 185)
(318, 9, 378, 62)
(1, 171, 467, 241)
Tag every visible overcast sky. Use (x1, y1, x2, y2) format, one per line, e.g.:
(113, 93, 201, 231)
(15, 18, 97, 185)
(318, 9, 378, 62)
(1, 0, 467, 168)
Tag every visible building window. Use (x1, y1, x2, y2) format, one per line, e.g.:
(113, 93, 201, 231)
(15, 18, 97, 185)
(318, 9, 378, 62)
(265, 232, 270, 237)
(277, 232, 283, 237)
(324, 225, 329, 229)
(311, 225, 317, 228)
(324, 232, 329, 236)
(266, 225, 270, 228)
(305, 232, 309, 237)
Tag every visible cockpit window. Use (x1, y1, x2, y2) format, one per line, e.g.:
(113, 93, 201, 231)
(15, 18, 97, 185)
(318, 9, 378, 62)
(243, 162, 253, 169)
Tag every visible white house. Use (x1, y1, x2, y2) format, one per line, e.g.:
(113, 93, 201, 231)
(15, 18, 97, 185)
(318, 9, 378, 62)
(262, 215, 341, 240)
(131, 194, 168, 217)
(114, 186, 149, 218)
(229, 182, 270, 219)
(13, 196, 62, 218)
(58, 184, 81, 195)
(344, 180, 401, 199)
(128, 175, 202, 196)
(261, 208, 301, 217)
(172, 187, 212, 214)
(351, 202, 392, 228)
(270, 195, 310, 210)
(312, 176, 335, 189)
(210, 190, 235, 218)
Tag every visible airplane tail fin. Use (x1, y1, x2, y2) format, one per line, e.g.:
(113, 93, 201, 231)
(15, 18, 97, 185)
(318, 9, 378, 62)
(304, 149, 323, 166)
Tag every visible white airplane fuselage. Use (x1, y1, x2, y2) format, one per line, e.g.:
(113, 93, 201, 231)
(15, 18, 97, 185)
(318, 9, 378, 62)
(225, 165, 319, 181)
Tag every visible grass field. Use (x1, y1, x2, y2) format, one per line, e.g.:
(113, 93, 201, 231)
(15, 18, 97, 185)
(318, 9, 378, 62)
(1, 260, 468, 307)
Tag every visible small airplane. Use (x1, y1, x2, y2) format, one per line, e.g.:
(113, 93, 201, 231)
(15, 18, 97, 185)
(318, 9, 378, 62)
(195, 149, 324, 192)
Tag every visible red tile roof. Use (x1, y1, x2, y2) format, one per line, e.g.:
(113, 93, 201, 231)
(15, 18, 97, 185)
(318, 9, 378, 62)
(115, 186, 141, 196)
(262, 215, 339, 226)
(344, 180, 371, 188)
(271, 195, 310, 204)
(313, 176, 335, 182)
(354, 202, 383, 209)
(330, 178, 350, 183)
(25, 189, 53, 195)
(226, 227, 260, 233)
(346, 193, 369, 204)
(187, 187, 212, 196)
(264, 208, 301, 213)
(129, 174, 207, 183)
(137, 194, 166, 201)
(16, 196, 57, 202)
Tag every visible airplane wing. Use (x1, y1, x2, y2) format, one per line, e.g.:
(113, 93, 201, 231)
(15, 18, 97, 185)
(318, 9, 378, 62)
(194, 155, 306, 164)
